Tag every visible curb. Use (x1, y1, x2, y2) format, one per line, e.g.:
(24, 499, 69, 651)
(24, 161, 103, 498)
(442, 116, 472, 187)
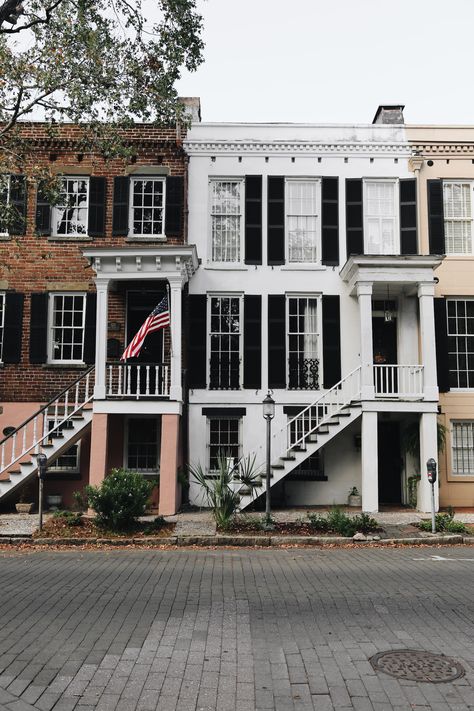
(0, 534, 467, 547)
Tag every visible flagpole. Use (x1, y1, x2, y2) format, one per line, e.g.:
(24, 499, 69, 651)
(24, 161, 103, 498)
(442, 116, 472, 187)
(167, 282, 172, 357)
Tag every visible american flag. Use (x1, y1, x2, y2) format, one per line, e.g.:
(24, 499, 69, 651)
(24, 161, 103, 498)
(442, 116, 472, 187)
(121, 294, 170, 360)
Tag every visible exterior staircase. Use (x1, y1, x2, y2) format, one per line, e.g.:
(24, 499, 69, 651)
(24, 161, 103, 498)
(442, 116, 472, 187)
(239, 367, 362, 510)
(0, 368, 95, 503)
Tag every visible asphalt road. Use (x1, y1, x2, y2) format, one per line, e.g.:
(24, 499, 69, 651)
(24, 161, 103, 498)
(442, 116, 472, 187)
(0, 547, 473, 711)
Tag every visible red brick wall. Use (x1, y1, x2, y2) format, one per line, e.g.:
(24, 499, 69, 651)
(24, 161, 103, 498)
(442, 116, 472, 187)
(1, 123, 188, 402)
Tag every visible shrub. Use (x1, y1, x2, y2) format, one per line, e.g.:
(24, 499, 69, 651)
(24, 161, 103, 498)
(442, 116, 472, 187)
(307, 508, 378, 536)
(419, 510, 467, 534)
(143, 516, 167, 534)
(85, 468, 153, 531)
(52, 510, 82, 526)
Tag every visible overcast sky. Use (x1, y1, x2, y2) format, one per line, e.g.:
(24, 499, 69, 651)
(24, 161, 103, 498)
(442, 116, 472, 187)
(176, 0, 474, 125)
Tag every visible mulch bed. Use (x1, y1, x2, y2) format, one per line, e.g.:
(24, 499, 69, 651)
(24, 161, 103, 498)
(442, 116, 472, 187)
(31, 516, 176, 539)
(219, 520, 383, 537)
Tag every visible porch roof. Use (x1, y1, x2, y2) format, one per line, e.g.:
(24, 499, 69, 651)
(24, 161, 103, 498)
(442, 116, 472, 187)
(82, 245, 199, 284)
(340, 255, 444, 296)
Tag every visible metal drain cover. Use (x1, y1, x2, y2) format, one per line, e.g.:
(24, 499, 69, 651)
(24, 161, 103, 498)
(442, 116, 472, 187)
(370, 649, 465, 683)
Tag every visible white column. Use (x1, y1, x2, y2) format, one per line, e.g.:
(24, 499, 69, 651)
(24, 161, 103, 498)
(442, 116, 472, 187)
(361, 411, 378, 512)
(169, 277, 183, 401)
(418, 412, 439, 512)
(418, 282, 438, 400)
(94, 280, 108, 400)
(357, 282, 374, 399)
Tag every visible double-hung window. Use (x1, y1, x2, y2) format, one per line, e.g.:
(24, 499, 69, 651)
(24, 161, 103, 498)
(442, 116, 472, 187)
(208, 417, 241, 472)
(130, 177, 165, 237)
(209, 295, 242, 389)
(363, 180, 399, 254)
(287, 296, 320, 389)
(286, 179, 320, 263)
(127, 417, 160, 473)
(53, 177, 89, 237)
(0, 292, 4, 362)
(451, 421, 474, 476)
(447, 299, 474, 389)
(443, 182, 474, 255)
(0, 175, 10, 236)
(210, 179, 243, 263)
(47, 420, 80, 473)
(48, 293, 86, 364)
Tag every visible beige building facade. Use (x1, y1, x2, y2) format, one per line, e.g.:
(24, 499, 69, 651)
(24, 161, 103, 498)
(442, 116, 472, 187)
(407, 125, 474, 507)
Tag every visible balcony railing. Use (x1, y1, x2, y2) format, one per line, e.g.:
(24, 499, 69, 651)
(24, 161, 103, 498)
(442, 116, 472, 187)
(374, 364, 424, 399)
(107, 363, 170, 399)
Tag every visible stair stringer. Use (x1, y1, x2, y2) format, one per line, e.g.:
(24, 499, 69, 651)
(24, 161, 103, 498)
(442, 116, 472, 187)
(239, 403, 362, 511)
(0, 409, 93, 503)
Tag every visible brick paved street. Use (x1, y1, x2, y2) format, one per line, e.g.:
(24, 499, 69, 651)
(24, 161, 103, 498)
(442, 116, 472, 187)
(1, 548, 474, 710)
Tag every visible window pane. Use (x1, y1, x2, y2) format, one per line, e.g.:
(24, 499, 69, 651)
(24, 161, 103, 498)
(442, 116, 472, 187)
(452, 421, 474, 475)
(208, 417, 241, 471)
(131, 178, 164, 236)
(444, 183, 473, 254)
(54, 178, 89, 236)
(50, 294, 85, 362)
(365, 181, 396, 254)
(287, 181, 318, 263)
(127, 418, 159, 472)
(211, 181, 242, 262)
(209, 296, 241, 389)
(287, 297, 319, 390)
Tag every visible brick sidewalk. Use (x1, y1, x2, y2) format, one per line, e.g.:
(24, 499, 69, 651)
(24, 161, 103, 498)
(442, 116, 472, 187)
(0, 548, 474, 710)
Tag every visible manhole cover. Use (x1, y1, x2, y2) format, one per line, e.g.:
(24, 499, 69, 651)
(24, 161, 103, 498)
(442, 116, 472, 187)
(370, 649, 465, 683)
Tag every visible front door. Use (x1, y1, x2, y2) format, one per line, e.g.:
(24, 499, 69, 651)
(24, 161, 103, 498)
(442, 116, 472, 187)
(373, 316, 397, 394)
(125, 290, 165, 394)
(378, 421, 402, 505)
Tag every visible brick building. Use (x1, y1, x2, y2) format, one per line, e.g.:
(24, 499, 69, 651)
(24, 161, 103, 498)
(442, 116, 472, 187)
(0, 111, 200, 513)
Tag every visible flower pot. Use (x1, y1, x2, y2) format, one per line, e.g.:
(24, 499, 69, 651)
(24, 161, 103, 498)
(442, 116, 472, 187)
(46, 495, 62, 510)
(348, 494, 362, 507)
(15, 502, 34, 514)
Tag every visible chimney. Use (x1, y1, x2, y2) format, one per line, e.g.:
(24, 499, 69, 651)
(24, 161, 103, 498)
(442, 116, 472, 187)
(372, 105, 405, 125)
(179, 97, 201, 123)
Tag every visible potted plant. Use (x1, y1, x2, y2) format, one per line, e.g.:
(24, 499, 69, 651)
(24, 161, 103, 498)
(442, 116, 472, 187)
(15, 485, 34, 514)
(348, 486, 362, 507)
(46, 494, 62, 510)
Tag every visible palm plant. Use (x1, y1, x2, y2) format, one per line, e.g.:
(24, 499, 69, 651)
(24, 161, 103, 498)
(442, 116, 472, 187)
(188, 453, 262, 530)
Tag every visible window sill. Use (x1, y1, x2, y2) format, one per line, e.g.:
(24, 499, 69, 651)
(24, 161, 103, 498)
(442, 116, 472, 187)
(125, 236, 167, 243)
(42, 363, 87, 369)
(204, 264, 248, 271)
(280, 264, 326, 271)
(48, 236, 94, 242)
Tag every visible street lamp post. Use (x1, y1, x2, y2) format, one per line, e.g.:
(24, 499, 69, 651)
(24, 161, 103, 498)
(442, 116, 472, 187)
(262, 392, 275, 529)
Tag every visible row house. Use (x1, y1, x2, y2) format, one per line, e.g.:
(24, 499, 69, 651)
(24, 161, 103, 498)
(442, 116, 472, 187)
(184, 106, 443, 513)
(0, 113, 200, 514)
(407, 125, 474, 507)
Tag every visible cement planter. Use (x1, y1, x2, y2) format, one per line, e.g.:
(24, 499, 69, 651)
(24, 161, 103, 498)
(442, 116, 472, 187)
(348, 494, 362, 507)
(15, 502, 34, 514)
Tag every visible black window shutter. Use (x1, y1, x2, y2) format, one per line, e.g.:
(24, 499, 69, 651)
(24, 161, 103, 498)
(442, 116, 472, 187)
(245, 176, 262, 264)
(112, 176, 130, 236)
(29, 293, 48, 364)
(400, 179, 417, 255)
(322, 295, 341, 388)
(88, 177, 106, 237)
(268, 295, 286, 388)
(428, 179, 445, 254)
(243, 295, 261, 389)
(434, 298, 450, 393)
(346, 179, 363, 256)
(35, 181, 51, 236)
(267, 176, 285, 265)
(9, 176, 27, 236)
(165, 176, 184, 236)
(321, 177, 339, 265)
(83, 293, 97, 364)
(3, 293, 24, 363)
(188, 295, 207, 388)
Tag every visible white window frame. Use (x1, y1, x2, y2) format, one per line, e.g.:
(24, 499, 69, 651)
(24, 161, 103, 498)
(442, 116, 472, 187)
(207, 416, 242, 473)
(443, 181, 474, 256)
(446, 298, 474, 390)
(125, 415, 161, 475)
(47, 420, 81, 473)
(0, 292, 5, 363)
(0, 175, 10, 237)
(286, 294, 322, 390)
(209, 178, 244, 264)
(129, 176, 166, 239)
(48, 292, 86, 365)
(51, 176, 90, 238)
(363, 178, 400, 255)
(285, 177, 321, 264)
(208, 293, 243, 390)
(451, 420, 474, 477)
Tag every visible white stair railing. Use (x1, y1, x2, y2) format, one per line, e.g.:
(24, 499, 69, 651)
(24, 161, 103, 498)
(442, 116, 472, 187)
(374, 364, 424, 398)
(286, 366, 362, 451)
(0, 366, 95, 476)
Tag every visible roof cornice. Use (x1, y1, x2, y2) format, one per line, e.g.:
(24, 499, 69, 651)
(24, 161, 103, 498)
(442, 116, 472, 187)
(183, 139, 412, 157)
